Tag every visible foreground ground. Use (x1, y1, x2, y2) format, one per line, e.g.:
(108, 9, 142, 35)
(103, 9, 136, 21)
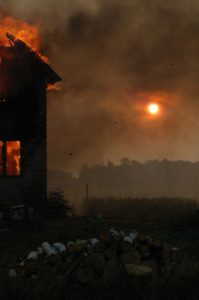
(0, 216, 199, 300)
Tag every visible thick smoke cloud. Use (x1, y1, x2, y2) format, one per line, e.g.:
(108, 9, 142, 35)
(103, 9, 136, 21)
(2, 0, 199, 173)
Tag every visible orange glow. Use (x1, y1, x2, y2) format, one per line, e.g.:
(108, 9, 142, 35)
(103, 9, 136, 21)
(6, 141, 21, 176)
(148, 103, 159, 115)
(47, 83, 61, 91)
(0, 14, 48, 62)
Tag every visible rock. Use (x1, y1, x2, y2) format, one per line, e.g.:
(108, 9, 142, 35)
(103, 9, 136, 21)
(103, 248, 117, 260)
(152, 240, 162, 249)
(74, 243, 85, 253)
(125, 264, 153, 276)
(8, 268, 17, 278)
(99, 232, 111, 244)
(137, 245, 151, 259)
(53, 243, 66, 253)
(83, 255, 93, 268)
(42, 242, 57, 256)
(110, 240, 120, 251)
(110, 229, 121, 242)
(27, 251, 38, 260)
(123, 236, 133, 245)
(137, 233, 147, 244)
(142, 259, 158, 274)
(21, 259, 39, 279)
(93, 241, 106, 253)
(121, 240, 133, 252)
(109, 228, 118, 236)
(87, 244, 94, 255)
(76, 240, 87, 250)
(37, 247, 44, 256)
(44, 254, 60, 266)
(9, 227, 180, 285)
(128, 231, 138, 243)
(63, 254, 75, 266)
(103, 260, 122, 282)
(67, 242, 76, 254)
(91, 254, 106, 273)
(90, 238, 99, 246)
(121, 250, 141, 265)
(76, 266, 94, 284)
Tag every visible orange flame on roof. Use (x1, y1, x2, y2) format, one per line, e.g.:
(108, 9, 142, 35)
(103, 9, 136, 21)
(0, 9, 48, 62)
(0, 8, 61, 90)
(0, 17, 41, 51)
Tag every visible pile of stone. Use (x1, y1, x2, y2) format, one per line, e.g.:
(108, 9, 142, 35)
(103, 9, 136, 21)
(9, 228, 179, 283)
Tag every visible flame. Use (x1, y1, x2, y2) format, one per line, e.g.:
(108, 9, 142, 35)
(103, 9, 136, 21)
(0, 140, 21, 176)
(0, 9, 61, 90)
(6, 141, 21, 176)
(47, 83, 61, 91)
(0, 11, 48, 62)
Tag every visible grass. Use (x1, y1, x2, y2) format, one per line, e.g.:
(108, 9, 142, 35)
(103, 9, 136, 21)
(84, 197, 199, 221)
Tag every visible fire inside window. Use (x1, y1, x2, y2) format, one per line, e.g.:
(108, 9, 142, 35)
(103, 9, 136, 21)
(0, 141, 21, 176)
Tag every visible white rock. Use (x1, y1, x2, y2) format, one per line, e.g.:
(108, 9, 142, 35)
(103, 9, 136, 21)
(67, 241, 75, 247)
(123, 236, 133, 244)
(110, 228, 118, 236)
(90, 238, 99, 246)
(42, 242, 57, 256)
(27, 251, 38, 260)
(54, 243, 66, 253)
(8, 268, 17, 278)
(129, 231, 138, 242)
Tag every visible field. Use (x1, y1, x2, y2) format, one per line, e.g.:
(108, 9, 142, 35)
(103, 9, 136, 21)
(0, 197, 199, 300)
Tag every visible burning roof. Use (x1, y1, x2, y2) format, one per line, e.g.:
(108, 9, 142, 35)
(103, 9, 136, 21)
(0, 33, 61, 85)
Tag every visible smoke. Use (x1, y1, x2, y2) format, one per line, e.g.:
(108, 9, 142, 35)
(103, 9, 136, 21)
(2, 0, 199, 173)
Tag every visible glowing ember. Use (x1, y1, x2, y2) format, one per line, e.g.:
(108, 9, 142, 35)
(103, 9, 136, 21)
(148, 103, 159, 115)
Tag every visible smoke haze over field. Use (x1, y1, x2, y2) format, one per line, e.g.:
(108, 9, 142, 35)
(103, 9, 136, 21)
(2, 0, 199, 173)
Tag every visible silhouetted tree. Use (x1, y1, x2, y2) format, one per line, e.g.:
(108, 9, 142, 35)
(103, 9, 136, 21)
(45, 189, 73, 219)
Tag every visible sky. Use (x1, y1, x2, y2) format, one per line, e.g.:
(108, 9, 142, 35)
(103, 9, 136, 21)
(1, 0, 199, 173)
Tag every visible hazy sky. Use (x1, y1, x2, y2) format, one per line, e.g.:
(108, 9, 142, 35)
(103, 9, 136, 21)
(1, 0, 199, 173)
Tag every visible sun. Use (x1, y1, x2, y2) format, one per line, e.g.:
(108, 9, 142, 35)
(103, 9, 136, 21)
(147, 103, 159, 115)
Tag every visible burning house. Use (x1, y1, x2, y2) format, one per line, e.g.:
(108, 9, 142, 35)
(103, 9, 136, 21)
(0, 33, 61, 207)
